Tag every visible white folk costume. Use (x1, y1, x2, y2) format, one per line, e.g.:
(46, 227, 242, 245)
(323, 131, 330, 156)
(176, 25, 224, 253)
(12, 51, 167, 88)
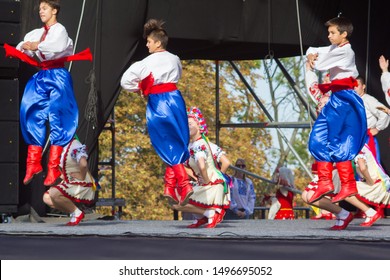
(186, 137, 230, 211)
(305, 68, 330, 104)
(354, 144, 390, 209)
(120, 50, 192, 205)
(360, 93, 390, 162)
(380, 72, 390, 106)
(306, 43, 367, 204)
(209, 142, 226, 166)
(5, 22, 92, 187)
(52, 139, 95, 204)
(229, 177, 256, 219)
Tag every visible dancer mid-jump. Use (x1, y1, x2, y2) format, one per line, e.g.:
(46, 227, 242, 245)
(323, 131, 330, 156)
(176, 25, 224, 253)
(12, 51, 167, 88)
(306, 16, 367, 204)
(5, 0, 92, 187)
(121, 19, 193, 205)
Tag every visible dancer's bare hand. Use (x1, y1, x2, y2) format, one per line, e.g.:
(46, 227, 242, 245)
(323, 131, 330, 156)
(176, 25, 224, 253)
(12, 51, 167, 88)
(379, 55, 389, 73)
(307, 53, 318, 69)
(22, 41, 39, 51)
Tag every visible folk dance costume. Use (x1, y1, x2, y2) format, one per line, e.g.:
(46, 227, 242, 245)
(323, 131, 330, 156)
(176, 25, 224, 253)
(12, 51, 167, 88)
(305, 68, 331, 105)
(360, 93, 390, 162)
(209, 142, 226, 169)
(120, 51, 193, 205)
(5, 23, 92, 187)
(306, 43, 367, 204)
(186, 138, 230, 212)
(209, 141, 231, 219)
(305, 164, 341, 193)
(354, 144, 390, 210)
(183, 142, 230, 221)
(183, 107, 230, 228)
(268, 167, 297, 220)
(51, 139, 95, 204)
(381, 72, 390, 106)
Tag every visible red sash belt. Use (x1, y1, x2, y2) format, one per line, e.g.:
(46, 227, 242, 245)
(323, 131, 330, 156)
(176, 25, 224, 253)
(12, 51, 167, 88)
(318, 77, 357, 94)
(138, 72, 177, 96)
(4, 43, 92, 70)
(149, 83, 177, 94)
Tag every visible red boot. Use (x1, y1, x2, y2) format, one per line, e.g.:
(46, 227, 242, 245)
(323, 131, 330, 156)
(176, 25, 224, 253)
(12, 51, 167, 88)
(44, 145, 63, 187)
(163, 166, 179, 204)
(172, 164, 193, 206)
(331, 161, 357, 203)
(309, 162, 335, 203)
(23, 145, 43, 185)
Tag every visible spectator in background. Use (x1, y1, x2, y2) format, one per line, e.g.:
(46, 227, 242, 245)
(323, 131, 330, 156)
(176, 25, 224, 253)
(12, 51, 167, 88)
(224, 159, 256, 220)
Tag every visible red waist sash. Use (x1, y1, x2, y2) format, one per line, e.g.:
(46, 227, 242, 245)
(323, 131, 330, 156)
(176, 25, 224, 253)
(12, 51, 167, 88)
(138, 72, 177, 96)
(149, 83, 177, 94)
(318, 77, 358, 94)
(4, 43, 92, 70)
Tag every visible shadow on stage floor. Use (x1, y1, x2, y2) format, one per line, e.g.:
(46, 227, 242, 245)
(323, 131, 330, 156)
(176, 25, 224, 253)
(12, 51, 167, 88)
(1, 216, 390, 260)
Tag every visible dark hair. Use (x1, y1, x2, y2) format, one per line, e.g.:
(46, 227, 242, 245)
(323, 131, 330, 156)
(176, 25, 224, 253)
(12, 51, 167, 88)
(325, 16, 353, 39)
(39, 0, 61, 15)
(143, 19, 168, 49)
(356, 75, 365, 85)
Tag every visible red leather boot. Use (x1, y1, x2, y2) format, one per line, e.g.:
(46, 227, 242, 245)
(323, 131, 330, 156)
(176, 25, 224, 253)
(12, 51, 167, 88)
(163, 166, 179, 204)
(331, 161, 358, 203)
(23, 145, 43, 185)
(172, 164, 193, 206)
(44, 145, 63, 187)
(309, 162, 335, 203)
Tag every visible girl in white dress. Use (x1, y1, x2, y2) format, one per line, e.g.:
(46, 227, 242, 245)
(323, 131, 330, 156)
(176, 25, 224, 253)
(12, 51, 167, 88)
(43, 139, 95, 226)
(172, 107, 230, 228)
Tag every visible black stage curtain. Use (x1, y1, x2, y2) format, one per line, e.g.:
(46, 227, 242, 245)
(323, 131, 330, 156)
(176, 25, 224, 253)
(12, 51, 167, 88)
(17, 0, 390, 171)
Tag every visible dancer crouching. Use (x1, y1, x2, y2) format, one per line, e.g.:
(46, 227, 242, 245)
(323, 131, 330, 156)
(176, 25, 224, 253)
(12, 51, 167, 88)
(43, 139, 96, 226)
(172, 107, 230, 228)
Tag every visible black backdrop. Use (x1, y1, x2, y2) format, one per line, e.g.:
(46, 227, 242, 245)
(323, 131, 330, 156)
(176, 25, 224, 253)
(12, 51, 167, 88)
(17, 0, 390, 176)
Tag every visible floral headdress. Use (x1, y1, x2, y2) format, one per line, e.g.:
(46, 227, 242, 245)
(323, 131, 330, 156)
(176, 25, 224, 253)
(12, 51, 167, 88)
(187, 106, 208, 135)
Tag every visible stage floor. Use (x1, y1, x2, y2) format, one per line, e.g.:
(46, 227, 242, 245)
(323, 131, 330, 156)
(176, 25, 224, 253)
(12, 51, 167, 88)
(1, 215, 390, 260)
